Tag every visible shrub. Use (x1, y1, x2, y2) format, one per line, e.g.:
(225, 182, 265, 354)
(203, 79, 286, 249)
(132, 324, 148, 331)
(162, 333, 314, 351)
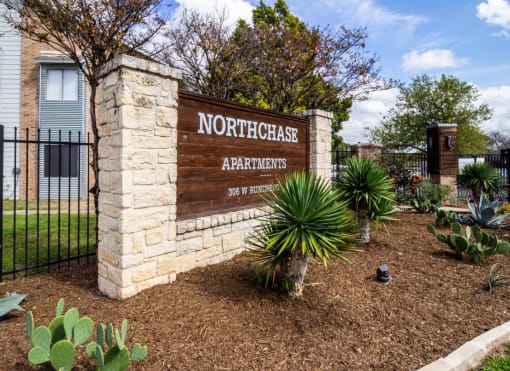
(336, 157, 396, 243)
(249, 171, 359, 298)
(26, 298, 147, 371)
(458, 162, 500, 200)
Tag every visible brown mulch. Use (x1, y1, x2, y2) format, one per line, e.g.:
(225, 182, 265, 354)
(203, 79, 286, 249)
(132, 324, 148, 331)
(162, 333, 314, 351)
(2, 212, 510, 370)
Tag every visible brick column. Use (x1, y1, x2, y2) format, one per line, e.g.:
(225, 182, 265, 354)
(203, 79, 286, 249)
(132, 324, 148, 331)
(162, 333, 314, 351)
(352, 142, 382, 160)
(96, 55, 181, 299)
(427, 123, 458, 191)
(301, 110, 333, 183)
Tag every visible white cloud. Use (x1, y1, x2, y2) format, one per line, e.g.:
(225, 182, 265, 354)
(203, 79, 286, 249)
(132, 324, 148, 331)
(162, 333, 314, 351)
(289, 0, 426, 44)
(402, 49, 469, 71)
(340, 84, 510, 146)
(477, 0, 510, 30)
(173, 0, 253, 25)
(479, 85, 510, 133)
(340, 88, 399, 144)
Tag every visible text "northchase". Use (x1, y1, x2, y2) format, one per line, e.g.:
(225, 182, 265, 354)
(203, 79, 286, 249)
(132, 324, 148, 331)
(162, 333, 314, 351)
(197, 112, 298, 143)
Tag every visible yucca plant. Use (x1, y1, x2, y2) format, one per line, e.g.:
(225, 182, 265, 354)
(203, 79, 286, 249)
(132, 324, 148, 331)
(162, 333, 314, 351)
(458, 162, 500, 200)
(248, 171, 359, 298)
(336, 157, 396, 243)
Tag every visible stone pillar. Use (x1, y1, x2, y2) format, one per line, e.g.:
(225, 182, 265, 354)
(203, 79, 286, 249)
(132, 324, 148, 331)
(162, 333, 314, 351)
(301, 110, 333, 183)
(426, 123, 458, 190)
(352, 142, 382, 160)
(96, 55, 182, 299)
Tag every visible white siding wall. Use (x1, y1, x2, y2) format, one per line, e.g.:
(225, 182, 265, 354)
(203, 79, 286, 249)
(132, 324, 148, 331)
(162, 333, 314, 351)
(0, 4, 21, 198)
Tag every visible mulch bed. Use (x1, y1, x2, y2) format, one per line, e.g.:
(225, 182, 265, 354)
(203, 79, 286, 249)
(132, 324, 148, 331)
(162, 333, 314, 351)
(1, 212, 510, 370)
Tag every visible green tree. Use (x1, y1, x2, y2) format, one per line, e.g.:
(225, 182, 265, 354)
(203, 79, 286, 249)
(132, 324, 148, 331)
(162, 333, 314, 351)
(3, 0, 165, 217)
(164, 0, 395, 148)
(370, 74, 492, 154)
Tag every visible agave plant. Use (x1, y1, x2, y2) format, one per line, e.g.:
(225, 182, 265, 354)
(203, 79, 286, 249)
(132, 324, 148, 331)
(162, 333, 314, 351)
(336, 157, 396, 243)
(458, 193, 510, 229)
(249, 171, 359, 298)
(458, 162, 500, 200)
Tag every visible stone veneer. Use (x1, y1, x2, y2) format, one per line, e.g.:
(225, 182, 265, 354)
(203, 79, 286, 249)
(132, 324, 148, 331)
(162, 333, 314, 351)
(96, 55, 333, 299)
(301, 110, 333, 184)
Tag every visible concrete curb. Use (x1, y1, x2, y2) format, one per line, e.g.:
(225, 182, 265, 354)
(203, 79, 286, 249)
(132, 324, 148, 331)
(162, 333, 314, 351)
(417, 321, 510, 370)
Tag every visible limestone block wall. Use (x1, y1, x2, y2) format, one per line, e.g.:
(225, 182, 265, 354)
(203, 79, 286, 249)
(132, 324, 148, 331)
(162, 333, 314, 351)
(301, 110, 333, 183)
(96, 55, 181, 299)
(174, 209, 263, 273)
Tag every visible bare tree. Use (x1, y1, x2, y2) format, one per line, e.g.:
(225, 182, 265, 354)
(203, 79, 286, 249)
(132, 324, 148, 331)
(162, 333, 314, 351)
(3, 0, 166, 217)
(162, 7, 241, 99)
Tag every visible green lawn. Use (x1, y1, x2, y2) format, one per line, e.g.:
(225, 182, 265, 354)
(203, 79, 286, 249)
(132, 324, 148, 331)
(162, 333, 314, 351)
(1, 213, 96, 277)
(2, 199, 93, 211)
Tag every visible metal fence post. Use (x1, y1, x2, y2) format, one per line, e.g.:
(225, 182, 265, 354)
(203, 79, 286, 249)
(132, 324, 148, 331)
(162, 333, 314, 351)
(0, 125, 4, 282)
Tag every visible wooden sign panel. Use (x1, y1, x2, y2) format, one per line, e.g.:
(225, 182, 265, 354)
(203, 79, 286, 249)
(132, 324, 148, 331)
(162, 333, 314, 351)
(177, 91, 309, 220)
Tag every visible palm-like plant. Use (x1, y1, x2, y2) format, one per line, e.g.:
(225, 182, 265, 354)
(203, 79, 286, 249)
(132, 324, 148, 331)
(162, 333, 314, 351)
(336, 157, 396, 243)
(458, 162, 500, 200)
(249, 171, 359, 298)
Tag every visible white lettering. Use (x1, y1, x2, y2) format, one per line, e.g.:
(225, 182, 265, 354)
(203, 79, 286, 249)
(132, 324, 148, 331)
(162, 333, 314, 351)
(247, 120, 257, 139)
(291, 127, 298, 143)
(258, 122, 267, 140)
(276, 126, 285, 142)
(197, 112, 299, 144)
(198, 112, 214, 135)
(213, 114, 226, 136)
(226, 117, 237, 137)
(221, 157, 230, 171)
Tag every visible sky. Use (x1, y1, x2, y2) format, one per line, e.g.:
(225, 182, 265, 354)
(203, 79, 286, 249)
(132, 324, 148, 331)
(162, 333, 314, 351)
(168, 0, 510, 145)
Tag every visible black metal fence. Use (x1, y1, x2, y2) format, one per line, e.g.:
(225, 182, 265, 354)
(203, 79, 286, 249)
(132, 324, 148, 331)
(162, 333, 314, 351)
(0, 125, 96, 281)
(332, 149, 428, 201)
(458, 152, 510, 201)
(332, 147, 510, 203)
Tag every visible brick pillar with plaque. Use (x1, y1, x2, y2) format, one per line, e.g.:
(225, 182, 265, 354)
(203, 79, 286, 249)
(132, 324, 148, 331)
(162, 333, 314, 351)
(426, 123, 458, 194)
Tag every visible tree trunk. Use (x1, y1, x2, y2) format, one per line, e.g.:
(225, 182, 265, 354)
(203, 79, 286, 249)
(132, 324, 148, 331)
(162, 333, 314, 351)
(284, 252, 309, 298)
(88, 82, 100, 243)
(359, 212, 370, 243)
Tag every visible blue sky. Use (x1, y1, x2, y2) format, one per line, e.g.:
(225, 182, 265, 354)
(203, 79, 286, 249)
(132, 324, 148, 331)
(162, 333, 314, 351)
(169, 0, 510, 144)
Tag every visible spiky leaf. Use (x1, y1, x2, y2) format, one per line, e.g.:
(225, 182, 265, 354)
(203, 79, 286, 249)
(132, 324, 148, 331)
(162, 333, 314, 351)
(0, 293, 26, 317)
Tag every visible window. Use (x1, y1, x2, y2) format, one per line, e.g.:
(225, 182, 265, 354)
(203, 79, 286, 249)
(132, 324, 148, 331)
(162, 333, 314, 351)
(46, 69, 78, 101)
(44, 144, 79, 178)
